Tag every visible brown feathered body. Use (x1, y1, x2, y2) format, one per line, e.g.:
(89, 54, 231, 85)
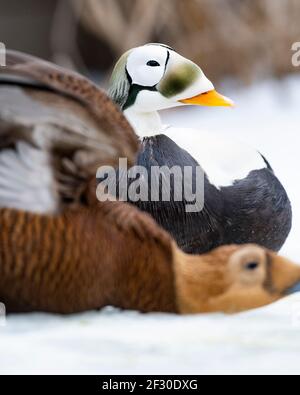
(1, 202, 300, 315)
(0, 203, 177, 314)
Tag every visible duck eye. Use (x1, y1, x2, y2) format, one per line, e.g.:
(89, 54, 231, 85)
(245, 262, 259, 271)
(147, 60, 160, 67)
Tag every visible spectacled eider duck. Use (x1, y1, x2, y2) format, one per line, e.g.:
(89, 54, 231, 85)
(2, 205, 300, 314)
(108, 43, 292, 254)
(0, 50, 299, 315)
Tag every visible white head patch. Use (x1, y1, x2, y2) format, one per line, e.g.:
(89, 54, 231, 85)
(126, 45, 169, 87)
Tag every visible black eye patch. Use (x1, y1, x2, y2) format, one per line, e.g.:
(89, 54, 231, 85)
(245, 262, 259, 271)
(147, 60, 160, 67)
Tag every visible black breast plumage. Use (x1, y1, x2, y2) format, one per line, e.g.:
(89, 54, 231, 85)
(125, 135, 292, 254)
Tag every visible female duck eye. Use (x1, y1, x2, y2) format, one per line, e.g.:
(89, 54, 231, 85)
(147, 60, 160, 67)
(245, 262, 259, 271)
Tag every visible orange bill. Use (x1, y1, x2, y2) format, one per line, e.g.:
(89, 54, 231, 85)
(179, 90, 235, 107)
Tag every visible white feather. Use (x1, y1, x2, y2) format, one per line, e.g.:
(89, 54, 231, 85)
(125, 108, 267, 188)
(0, 141, 58, 213)
(163, 126, 267, 188)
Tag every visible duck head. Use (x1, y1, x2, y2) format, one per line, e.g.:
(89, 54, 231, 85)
(108, 43, 234, 136)
(175, 244, 300, 314)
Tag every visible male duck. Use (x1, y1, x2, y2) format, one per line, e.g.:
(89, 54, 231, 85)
(0, 50, 299, 315)
(109, 43, 292, 254)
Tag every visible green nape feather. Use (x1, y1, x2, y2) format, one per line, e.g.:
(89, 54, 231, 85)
(108, 50, 132, 110)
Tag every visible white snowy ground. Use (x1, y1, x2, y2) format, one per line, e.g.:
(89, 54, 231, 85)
(1, 76, 300, 375)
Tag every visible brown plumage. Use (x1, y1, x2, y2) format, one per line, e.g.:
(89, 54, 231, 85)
(3, 50, 137, 155)
(0, 50, 138, 209)
(0, 203, 176, 314)
(0, 51, 299, 315)
(0, 203, 300, 314)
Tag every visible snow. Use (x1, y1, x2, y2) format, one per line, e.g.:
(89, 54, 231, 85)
(1, 76, 300, 375)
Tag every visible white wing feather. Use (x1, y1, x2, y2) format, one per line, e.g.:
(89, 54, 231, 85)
(0, 141, 58, 213)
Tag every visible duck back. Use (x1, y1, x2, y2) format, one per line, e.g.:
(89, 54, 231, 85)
(126, 135, 292, 254)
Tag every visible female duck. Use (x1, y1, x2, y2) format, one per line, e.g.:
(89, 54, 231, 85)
(109, 44, 292, 254)
(1, 204, 300, 314)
